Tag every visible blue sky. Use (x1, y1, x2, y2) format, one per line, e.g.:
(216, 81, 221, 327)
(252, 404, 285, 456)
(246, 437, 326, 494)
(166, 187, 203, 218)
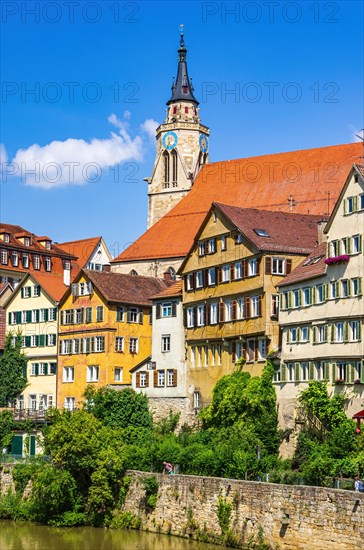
(1, 0, 363, 258)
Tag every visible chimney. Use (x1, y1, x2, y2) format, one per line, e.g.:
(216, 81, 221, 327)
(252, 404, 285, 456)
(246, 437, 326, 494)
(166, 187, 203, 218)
(317, 219, 327, 245)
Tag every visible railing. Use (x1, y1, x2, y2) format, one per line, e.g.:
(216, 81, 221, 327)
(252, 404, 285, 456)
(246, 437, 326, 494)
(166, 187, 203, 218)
(0, 454, 50, 464)
(0, 407, 55, 422)
(295, 407, 328, 436)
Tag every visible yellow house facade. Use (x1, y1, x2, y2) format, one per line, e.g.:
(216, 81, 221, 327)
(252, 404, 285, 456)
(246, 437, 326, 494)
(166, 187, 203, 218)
(57, 269, 169, 409)
(5, 272, 66, 411)
(179, 202, 324, 409)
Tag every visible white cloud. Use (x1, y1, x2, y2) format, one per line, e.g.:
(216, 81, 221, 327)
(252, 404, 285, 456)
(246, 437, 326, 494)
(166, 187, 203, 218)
(140, 118, 159, 139)
(7, 112, 157, 189)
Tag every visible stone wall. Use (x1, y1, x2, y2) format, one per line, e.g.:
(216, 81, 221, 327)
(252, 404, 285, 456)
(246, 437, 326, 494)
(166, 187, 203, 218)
(0, 465, 15, 495)
(123, 470, 364, 549)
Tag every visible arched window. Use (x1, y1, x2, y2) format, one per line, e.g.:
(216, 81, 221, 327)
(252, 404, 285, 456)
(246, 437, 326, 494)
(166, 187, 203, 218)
(129, 269, 138, 276)
(163, 151, 170, 188)
(171, 149, 178, 187)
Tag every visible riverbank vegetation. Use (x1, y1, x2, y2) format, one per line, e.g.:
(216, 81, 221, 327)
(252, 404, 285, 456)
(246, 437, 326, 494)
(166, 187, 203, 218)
(0, 361, 363, 528)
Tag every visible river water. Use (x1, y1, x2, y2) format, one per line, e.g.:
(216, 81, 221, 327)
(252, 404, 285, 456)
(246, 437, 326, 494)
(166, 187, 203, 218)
(0, 520, 229, 550)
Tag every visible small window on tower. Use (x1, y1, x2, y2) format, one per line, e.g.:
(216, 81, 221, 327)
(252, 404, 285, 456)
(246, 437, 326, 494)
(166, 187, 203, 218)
(183, 86, 187, 93)
(185, 107, 188, 114)
(173, 106, 177, 114)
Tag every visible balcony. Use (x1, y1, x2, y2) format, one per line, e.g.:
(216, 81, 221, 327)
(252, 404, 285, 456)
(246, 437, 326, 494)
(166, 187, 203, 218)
(0, 407, 55, 423)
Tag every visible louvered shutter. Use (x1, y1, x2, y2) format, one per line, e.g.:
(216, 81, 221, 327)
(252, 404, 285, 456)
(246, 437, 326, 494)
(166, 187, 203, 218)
(258, 295, 262, 317)
(50, 363, 57, 374)
(230, 264, 235, 281)
(218, 302, 225, 323)
(231, 300, 237, 321)
(232, 344, 236, 363)
(244, 297, 251, 319)
(145, 372, 149, 386)
(217, 267, 222, 284)
(16, 312, 22, 324)
(281, 363, 287, 383)
(312, 327, 317, 344)
(183, 308, 187, 328)
(323, 362, 330, 380)
(360, 362, 364, 384)
(136, 373, 140, 388)
(26, 311, 31, 323)
(256, 258, 261, 275)
(332, 363, 337, 382)
(171, 302, 177, 317)
(308, 362, 315, 380)
(203, 269, 208, 288)
(265, 257, 272, 275)
(25, 336, 31, 347)
(242, 260, 248, 279)
(39, 335, 45, 347)
(21, 288, 24, 298)
(242, 341, 247, 360)
(193, 307, 197, 327)
(294, 363, 300, 381)
(8, 312, 12, 324)
(172, 370, 177, 387)
(286, 259, 292, 275)
(60, 311, 64, 325)
(346, 364, 354, 384)
(184, 276, 189, 292)
(153, 371, 158, 387)
(254, 341, 259, 361)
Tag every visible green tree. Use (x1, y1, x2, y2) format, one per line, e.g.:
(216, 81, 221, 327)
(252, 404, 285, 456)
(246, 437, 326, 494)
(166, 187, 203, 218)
(83, 386, 152, 430)
(0, 333, 27, 407)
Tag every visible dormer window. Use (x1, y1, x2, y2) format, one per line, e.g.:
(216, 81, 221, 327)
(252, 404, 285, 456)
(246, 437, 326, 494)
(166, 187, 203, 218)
(12, 251, 18, 267)
(22, 253, 29, 268)
(235, 233, 243, 244)
(24, 237, 30, 247)
(3, 234, 9, 243)
(45, 257, 51, 272)
(33, 255, 40, 270)
(45, 241, 51, 250)
(64, 260, 70, 270)
(1, 249, 7, 265)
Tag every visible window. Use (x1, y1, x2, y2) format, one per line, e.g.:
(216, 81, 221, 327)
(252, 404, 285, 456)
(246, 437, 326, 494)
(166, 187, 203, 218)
(163, 151, 170, 186)
(303, 287, 310, 306)
(87, 366, 99, 382)
(287, 363, 295, 382)
(94, 336, 105, 352)
(248, 258, 257, 276)
(352, 235, 361, 254)
(22, 286, 31, 298)
(217, 344, 222, 365)
(61, 339, 72, 355)
(22, 253, 29, 268)
(116, 307, 123, 322)
(1, 249, 7, 264)
(9, 312, 17, 325)
(157, 370, 165, 387)
(140, 372, 147, 387)
(221, 235, 227, 250)
(331, 240, 340, 256)
(64, 397, 75, 411)
(45, 257, 51, 271)
(208, 267, 216, 286)
(96, 306, 104, 322)
(346, 196, 354, 213)
(225, 301, 233, 322)
(33, 255, 40, 270)
(171, 149, 177, 185)
(12, 251, 18, 266)
(21, 311, 27, 324)
(48, 308, 56, 321)
(330, 281, 338, 299)
(195, 271, 203, 288)
(251, 296, 259, 317)
(360, 194, 364, 210)
(208, 238, 216, 253)
(235, 233, 243, 244)
(162, 334, 171, 352)
(162, 302, 172, 317)
(271, 257, 285, 275)
(234, 262, 242, 280)
(316, 285, 324, 303)
(350, 321, 360, 342)
(63, 367, 74, 382)
(289, 327, 298, 343)
(315, 362, 323, 381)
(301, 327, 309, 342)
(341, 280, 349, 298)
(3, 233, 9, 243)
(187, 307, 194, 328)
(341, 238, 350, 255)
(193, 391, 200, 410)
(47, 334, 56, 346)
(114, 367, 122, 382)
(293, 289, 301, 308)
(30, 363, 38, 376)
(72, 339, 80, 354)
(29, 394, 37, 411)
(271, 295, 279, 317)
(316, 325, 326, 344)
(64, 260, 70, 270)
(198, 241, 206, 256)
(167, 369, 174, 386)
(74, 308, 83, 324)
(301, 362, 309, 381)
(235, 341, 243, 361)
(221, 264, 230, 282)
(24, 237, 30, 247)
(237, 298, 244, 320)
(39, 363, 47, 376)
(129, 338, 139, 354)
(258, 339, 267, 360)
(336, 362, 347, 381)
(197, 305, 205, 326)
(210, 303, 218, 324)
(127, 308, 139, 323)
(186, 273, 194, 291)
(352, 278, 361, 296)
(334, 322, 344, 343)
(246, 339, 255, 361)
(115, 336, 124, 352)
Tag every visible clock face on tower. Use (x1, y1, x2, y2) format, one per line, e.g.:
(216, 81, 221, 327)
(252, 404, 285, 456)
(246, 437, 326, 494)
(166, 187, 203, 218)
(199, 134, 209, 153)
(162, 131, 178, 150)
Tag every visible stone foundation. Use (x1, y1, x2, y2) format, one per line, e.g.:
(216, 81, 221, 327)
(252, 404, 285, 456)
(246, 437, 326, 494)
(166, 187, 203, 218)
(123, 470, 364, 549)
(148, 396, 196, 426)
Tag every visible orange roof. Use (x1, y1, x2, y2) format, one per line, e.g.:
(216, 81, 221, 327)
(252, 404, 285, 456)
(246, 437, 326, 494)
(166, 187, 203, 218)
(151, 280, 182, 299)
(31, 271, 69, 302)
(277, 242, 327, 287)
(58, 236, 101, 269)
(113, 143, 361, 263)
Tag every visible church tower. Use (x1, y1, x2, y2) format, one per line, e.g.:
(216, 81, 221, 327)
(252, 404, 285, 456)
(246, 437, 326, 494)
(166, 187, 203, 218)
(147, 27, 210, 229)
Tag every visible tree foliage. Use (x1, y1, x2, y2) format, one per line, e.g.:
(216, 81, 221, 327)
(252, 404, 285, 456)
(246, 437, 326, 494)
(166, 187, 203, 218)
(0, 333, 27, 407)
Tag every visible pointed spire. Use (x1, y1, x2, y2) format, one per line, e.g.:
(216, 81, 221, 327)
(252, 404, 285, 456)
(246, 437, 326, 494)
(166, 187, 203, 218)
(167, 25, 199, 106)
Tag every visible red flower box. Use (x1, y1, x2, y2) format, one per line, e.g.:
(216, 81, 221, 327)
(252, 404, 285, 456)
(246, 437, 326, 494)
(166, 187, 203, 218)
(325, 255, 350, 265)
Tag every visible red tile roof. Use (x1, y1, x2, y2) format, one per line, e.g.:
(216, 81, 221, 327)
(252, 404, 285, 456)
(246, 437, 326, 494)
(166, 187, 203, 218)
(83, 270, 172, 307)
(277, 242, 327, 287)
(58, 236, 102, 269)
(0, 223, 75, 259)
(113, 143, 361, 263)
(31, 271, 69, 302)
(151, 280, 182, 299)
(214, 203, 325, 254)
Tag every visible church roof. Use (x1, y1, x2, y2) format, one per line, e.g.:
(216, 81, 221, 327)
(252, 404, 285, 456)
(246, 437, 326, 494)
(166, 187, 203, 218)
(167, 30, 198, 106)
(112, 142, 362, 263)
